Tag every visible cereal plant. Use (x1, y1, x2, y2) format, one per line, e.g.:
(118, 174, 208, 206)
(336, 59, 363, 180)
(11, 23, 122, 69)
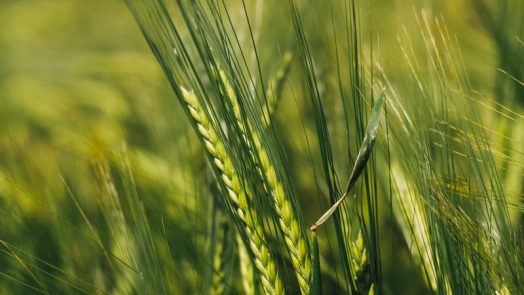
(0, 0, 522, 294)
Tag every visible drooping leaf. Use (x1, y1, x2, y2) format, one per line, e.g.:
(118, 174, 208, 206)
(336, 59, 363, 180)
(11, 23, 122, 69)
(311, 90, 385, 231)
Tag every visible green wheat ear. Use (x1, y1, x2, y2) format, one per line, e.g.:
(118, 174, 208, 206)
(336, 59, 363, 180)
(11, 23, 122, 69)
(180, 86, 285, 295)
(350, 231, 372, 294)
(218, 69, 311, 294)
(263, 52, 293, 126)
(208, 207, 234, 295)
(237, 233, 258, 295)
(93, 159, 139, 295)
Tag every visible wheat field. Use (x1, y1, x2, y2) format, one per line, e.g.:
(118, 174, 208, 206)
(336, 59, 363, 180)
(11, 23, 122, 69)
(0, 0, 522, 294)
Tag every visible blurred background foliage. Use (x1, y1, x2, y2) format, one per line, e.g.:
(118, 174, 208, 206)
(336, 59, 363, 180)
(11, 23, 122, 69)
(0, 0, 522, 294)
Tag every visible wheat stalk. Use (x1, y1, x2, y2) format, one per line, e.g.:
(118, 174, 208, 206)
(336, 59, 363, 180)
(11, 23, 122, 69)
(218, 70, 311, 294)
(180, 87, 284, 295)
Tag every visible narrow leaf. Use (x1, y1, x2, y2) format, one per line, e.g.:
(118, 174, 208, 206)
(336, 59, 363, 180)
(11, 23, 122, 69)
(311, 90, 386, 231)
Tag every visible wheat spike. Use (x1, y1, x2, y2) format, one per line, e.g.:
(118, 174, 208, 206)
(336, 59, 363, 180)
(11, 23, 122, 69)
(237, 233, 257, 295)
(351, 231, 372, 294)
(180, 87, 284, 295)
(219, 71, 311, 294)
(209, 214, 229, 295)
(262, 52, 293, 126)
